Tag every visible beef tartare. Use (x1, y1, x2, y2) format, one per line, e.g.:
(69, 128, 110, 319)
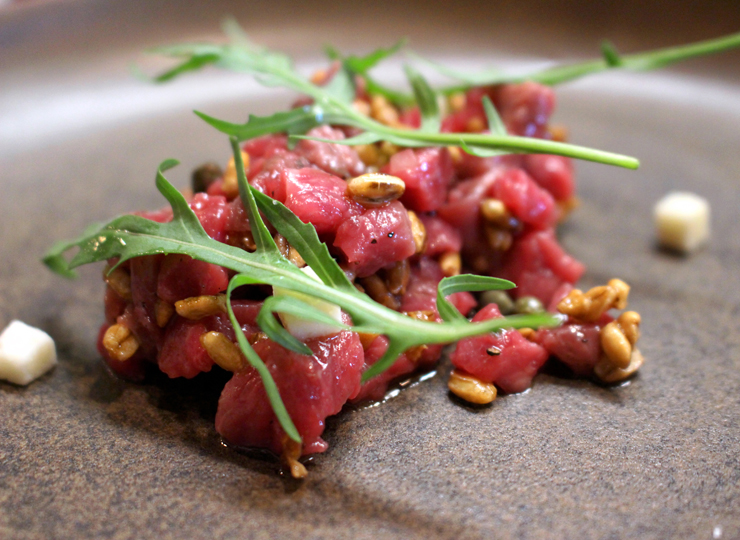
(94, 80, 641, 477)
(46, 30, 740, 477)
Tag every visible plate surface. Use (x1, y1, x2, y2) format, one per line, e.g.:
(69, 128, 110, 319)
(1, 1, 740, 539)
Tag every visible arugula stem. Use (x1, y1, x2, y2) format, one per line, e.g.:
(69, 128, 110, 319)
(437, 31, 740, 92)
(369, 123, 640, 169)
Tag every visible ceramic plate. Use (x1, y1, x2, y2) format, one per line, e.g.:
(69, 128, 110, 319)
(1, 1, 739, 538)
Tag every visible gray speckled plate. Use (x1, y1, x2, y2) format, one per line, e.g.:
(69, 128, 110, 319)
(2, 1, 740, 539)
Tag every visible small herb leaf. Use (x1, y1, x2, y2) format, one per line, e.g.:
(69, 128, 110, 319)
(436, 274, 515, 322)
(408, 51, 505, 85)
(404, 64, 441, 132)
(344, 40, 406, 73)
(339, 40, 414, 107)
(430, 31, 740, 90)
(600, 41, 623, 67)
(481, 95, 506, 136)
(154, 26, 640, 170)
(322, 66, 355, 104)
(252, 190, 355, 292)
(231, 137, 278, 255)
(195, 108, 321, 140)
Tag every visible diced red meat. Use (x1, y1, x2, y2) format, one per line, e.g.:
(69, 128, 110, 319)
(334, 201, 416, 277)
(224, 198, 251, 234)
(489, 168, 557, 229)
(243, 134, 289, 160)
(158, 317, 214, 379)
(161, 299, 265, 376)
(547, 283, 573, 313)
(351, 335, 443, 403)
(441, 87, 489, 133)
(156, 254, 229, 304)
(129, 256, 164, 355)
(495, 229, 585, 305)
(420, 215, 463, 257)
(440, 83, 555, 139)
(400, 257, 475, 316)
(215, 327, 364, 455)
(137, 207, 173, 224)
(296, 126, 365, 178)
(104, 286, 127, 324)
(189, 193, 229, 242)
(384, 148, 454, 213)
(450, 304, 549, 393)
(155, 301, 264, 380)
(399, 257, 444, 313)
(282, 168, 361, 235)
(522, 154, 575, 202)
(353, 336, 409, 403)
(438, 168, 501, 249)
(243, 134, 290, 178)
(229, 300, 264, 332)
(399, 107, 421, 129)
(452, 153, 523, 179)
(95, 73, 606, 464)
(491, 82, 555, 138)
(249, 150, 311, 203)
(450, 292, 478, 317)
(136, 192, 228, 239)
(535, 323, 602, 376)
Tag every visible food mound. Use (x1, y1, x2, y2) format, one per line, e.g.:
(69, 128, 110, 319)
(95, 78, 643, 476)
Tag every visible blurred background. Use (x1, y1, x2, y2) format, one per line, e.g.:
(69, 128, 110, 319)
(3, 0, 740, 67)
(2, 0, 740, 165)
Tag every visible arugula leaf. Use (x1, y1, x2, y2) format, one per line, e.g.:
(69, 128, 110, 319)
(404, 65, 440, 133)
(481, 95, 506, 136)
(336, 40, 414, 107)
(195, 108, 321, 141)
(231, 137, 278, 254)
(152, 26, 640, 169)
(436, 275, 515, 323)
(153, 52, 221, 82)
(422, 31, 740, 91)
(322, 65, 356, 104)
(343, 40, 406, 73)
(600, 41, 623, 67)
(43, 221, 108, 278)
(407, 51, 505, 86)
(323, 44, 342, 62)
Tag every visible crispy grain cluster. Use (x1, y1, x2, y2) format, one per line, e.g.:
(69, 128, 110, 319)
(557, 279, 644, 383)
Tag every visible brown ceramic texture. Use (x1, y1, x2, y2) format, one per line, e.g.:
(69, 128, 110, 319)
(1, 1, 740, 538)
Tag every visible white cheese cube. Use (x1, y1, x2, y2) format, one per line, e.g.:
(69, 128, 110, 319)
(0, 320, 57, 385)
(654, 191, 710, 253)
(272, 266, 344, 341)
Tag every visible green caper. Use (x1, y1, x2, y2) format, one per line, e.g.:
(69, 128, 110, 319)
(479, 290, 515, 315)
(191, 162, 223, 193)
(514, 296, 545, 315)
